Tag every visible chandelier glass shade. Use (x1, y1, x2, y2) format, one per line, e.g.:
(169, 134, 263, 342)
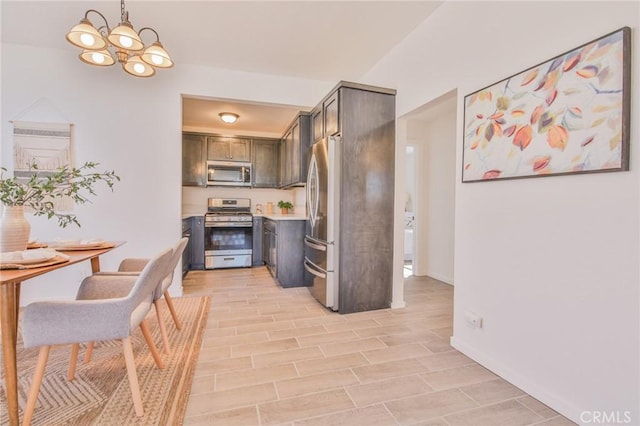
(65, 0, 173, 78)
(79, 49, 116, 66)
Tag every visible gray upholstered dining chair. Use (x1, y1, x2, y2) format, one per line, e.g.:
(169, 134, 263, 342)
(20, 247, 173, 425)
(89, 237, 188, 355)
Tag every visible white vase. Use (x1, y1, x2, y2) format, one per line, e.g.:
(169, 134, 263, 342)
(0, 205, 31, 253)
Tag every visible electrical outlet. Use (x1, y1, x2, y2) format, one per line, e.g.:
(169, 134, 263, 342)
(464, 311, 483, 328)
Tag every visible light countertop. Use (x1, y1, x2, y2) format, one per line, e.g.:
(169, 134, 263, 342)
(254, 213, 307, 221)
(181, 212, 307, 221)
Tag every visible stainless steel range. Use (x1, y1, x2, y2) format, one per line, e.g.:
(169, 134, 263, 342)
(204, 198, 253, 269)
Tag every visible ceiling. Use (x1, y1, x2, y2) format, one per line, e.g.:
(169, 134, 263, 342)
(1, 0, 443, 135)
(182, 96, 304, 137)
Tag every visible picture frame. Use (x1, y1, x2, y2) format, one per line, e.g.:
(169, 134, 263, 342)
(462, 27, 631, 182)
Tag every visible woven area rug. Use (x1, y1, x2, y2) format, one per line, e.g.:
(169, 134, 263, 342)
(1, 296, 210, 425)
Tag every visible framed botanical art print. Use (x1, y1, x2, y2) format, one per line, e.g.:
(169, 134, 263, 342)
(462, 27, 631, 182)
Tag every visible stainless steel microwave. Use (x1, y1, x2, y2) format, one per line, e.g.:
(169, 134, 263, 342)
(206, 161, 252, 186)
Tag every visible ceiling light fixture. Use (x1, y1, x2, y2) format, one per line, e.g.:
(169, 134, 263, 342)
(65, 0, 173, 78)
(219, 113, 239, 124)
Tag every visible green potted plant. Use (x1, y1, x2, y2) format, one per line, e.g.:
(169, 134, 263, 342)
(277, 200, 293, 215)
(0, 161, 119, 252)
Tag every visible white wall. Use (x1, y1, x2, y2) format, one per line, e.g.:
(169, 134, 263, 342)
(363, 1, 639, 423)
(1, 42, 331, 304)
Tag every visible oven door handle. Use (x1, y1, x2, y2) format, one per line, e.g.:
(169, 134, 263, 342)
(205, 223, 253, 228)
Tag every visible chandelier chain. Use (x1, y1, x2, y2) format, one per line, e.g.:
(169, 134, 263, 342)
(120, 0, 126, 22)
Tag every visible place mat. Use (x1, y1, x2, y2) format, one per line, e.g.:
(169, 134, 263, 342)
(27, 242, 48, 249)
(0, 255, 70, 270)
(49, 242, 116, 251)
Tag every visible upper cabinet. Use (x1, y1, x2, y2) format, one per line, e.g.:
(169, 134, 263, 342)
(311, 107, 322, 143)
(323, 90, 340, 137)
(279, 113, 311, 188)
(182, 133, 207, 187)
(252, 138, 280, 188)
(310, 90, 340, 142)
(207, 136, 252, 162)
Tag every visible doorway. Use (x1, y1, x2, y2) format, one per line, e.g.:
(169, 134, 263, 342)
(404, 145, 416, 277)
(400, 90, 457, 286)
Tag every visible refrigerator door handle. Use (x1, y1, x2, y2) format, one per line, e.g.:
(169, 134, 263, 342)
(304, 236, 327, 251)
(304, 259, 327, 279)
(306, 153, 319, 230)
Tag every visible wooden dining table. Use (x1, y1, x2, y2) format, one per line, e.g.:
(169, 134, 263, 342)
(0, 242, 123, 426)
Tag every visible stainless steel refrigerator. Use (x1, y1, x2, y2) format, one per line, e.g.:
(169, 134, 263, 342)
(304, 136, 340, 310)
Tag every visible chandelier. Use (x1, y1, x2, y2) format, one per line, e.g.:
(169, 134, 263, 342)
(65, 0, 173, 78)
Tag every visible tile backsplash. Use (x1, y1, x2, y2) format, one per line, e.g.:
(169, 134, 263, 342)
(182, 186, 306, 215)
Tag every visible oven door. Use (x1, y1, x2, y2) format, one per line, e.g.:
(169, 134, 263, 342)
(205, 223, 253, 269)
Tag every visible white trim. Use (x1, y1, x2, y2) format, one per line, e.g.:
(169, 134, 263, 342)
(391, 300, 407, 309)
(423, 271, 454, 286)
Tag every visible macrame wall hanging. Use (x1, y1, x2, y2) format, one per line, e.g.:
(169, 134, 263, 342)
(10, 98, 75, 211)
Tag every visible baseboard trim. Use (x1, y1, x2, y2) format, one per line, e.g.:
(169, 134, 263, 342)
(391, 300, 407, 309)
(450, 336, 581, 424)
(416, 271, 454, 285)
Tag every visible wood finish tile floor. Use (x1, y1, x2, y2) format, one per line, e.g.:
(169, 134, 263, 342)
(182, 267, 574, 426)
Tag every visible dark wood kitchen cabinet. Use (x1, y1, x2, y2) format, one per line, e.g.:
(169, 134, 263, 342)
(279, 129, 292, 187)
(207, 136, 252, 162)
(323, 90, 340, 136)
(190, 216, 205, 270)
(252, 216, 264, 266)
(313, 82, 396, 314)
(279, 113, 311, 188)
(252, 138, 280, 188)
(182, 217, 192, 275)
(310, 90, 339, 142)
(182, 133, 207, 186)
(278, 131, 288, 188)
(311, 107, 322, 142)
(263, 218, 308, 288)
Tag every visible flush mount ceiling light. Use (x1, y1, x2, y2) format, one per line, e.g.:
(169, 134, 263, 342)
(66, 0, 173, 78)
(219, 113, 239, 124)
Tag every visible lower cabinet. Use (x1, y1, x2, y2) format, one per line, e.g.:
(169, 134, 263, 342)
(262, 218, 308, 288)
(252, 216, 264, 266)
(190, 216, 205, 270)
(182, 217, 192, 276)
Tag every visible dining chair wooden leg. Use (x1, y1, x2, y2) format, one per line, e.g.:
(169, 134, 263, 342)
(154, 301, 171, 354)
(68, 343, 80, 380)
(84, 341, 95, 363)
(163, 290, 182, 330)
(121, 337, 144, 417)
(139, 319, 164, 369)
(22, 346, 51, 426)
